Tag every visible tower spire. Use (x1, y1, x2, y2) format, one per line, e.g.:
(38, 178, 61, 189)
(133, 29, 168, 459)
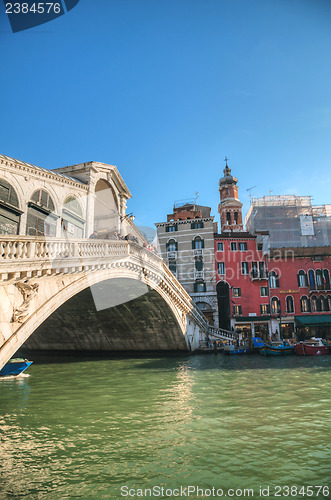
(223, 156, 232, 177)
(218, 159, 244, 232)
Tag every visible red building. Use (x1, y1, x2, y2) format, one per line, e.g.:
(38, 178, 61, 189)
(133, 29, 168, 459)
(267, 248, 331, 339)
(214, 160, 331, 340)
(215, 161, 270, 339)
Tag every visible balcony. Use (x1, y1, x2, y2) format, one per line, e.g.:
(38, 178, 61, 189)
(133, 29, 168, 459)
(251, 271, 268, 281)
(309, 284, 331, 292)
(194, 270, 204, 280)
(167, 251, 177, 260)
(193, 248, 203, 256)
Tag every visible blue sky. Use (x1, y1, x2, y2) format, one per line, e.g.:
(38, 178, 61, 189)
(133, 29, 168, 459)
(1, 0, 331, 231)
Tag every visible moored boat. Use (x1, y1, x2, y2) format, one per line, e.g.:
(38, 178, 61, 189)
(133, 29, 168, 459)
(294, 339, 330, 356)
(0, 358, 33, 376)
(259, 341, 295, 356)
(223, 345, 250, 355)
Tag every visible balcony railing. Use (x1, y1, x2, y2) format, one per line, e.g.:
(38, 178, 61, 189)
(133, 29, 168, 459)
(194, 270, 204, 280)
(167, 250, 177, 260)
(309, 284, 331, 292)
(251, 271, 268, 281)
(193, 248, 203, 256)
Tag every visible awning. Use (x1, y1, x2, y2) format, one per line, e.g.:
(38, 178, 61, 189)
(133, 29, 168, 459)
(295, 315, 331, 326)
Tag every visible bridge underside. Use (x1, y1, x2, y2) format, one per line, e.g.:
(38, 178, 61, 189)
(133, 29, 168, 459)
(22, 278, 188, 353)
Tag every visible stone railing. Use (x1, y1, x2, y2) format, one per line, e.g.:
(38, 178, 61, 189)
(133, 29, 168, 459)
(0, 237, 163, 281)
(208, 325, 237, 340)
(0, 236, 211, 335)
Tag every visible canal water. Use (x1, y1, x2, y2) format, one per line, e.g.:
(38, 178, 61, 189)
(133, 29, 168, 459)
(0, 354, 330, 499)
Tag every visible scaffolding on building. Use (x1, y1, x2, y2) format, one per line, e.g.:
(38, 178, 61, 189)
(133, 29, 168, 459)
(245, 195, 331, 249)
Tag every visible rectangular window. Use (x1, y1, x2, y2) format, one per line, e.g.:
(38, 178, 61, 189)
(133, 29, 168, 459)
(251, 261, 258, 279)
(241, 262, 249, 275)
(259, 261, 266, 278)
(218, 262, 225, 275)
(239, 242, 247, 251)
(217, 242, 224, 251)
(195, 281, 206, 293)
(166, 224, 177, 232)
(230, 242, 237, 251)
(233, 288, 241, 297)
(260, 286, 269, 297)
(191, 221, 204, 229)
(260, 304, 270, 315)
(257, 243, 263, 251)
(233, 305, 242, 315)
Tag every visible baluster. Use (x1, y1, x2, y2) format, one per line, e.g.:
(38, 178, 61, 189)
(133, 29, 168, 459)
(3, 241, 11, 259)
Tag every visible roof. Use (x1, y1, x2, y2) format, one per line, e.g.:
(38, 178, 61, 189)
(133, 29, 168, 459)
(214, 232, 256, 239)
(0, 153, 86, 185)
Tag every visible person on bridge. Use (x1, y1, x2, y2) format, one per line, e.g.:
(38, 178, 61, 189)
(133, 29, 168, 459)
(89, 231, 98, 239)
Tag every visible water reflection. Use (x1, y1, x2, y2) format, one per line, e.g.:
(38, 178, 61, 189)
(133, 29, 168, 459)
(0, 354, 330, 499)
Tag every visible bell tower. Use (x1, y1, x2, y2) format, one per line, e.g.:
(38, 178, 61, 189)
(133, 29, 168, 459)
(218, 157, 243, 232)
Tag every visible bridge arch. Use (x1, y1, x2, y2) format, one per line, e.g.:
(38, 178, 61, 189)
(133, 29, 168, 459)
(0, 262, 190, 365)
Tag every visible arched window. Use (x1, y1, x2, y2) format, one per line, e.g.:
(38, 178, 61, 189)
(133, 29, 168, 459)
(323, 269, 330, 290)
(61, 196, 85, 238)
(297, 270, 308, 287)
(226, 212, 231, 225)
(31, 189, 55, 211)
(94, 179, 118, 233)
(326, 295, 331, 312)
(311, 295, 321, 312)
(271, 297, 280, 314)
(167, 239, 177, 252)
(300, 296, 310, 313)
(269, 270, 279, 288)
(27, 189, 57, 237)
(319, 296, 327, 312)
(196, 302, 209, 311)
(286, 296, 294, 314)
(192, 236, 204, 249)
(308, 269, 316, 290)
(0, 178, 22, 235)
(234, 212, 238, 224)
(315, 269, 323, 290)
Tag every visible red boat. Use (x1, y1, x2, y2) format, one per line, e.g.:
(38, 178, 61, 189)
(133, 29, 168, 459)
(294, 339, 330, 356)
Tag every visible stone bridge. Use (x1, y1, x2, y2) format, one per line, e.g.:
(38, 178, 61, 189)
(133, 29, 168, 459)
(0, 237, 236, 369)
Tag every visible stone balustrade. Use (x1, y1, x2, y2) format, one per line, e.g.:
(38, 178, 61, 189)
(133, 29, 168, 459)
(0, 236, 162, 281)
(208, 325, 237, 340)
(0, 236, 234, 340)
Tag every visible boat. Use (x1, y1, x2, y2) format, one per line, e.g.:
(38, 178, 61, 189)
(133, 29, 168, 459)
(223, 337, 264, 355)
(259, 341, 295, 356)
(294, 338, 330, 356)
(223, 345, 250, 355)
(0, 358, 33, 376)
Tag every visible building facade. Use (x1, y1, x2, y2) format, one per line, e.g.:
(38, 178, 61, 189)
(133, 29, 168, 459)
(245, 194, 331, 339)
(214, 162, 271, 339)
(155, 202, 218, 326)
(0, 153, 147, 243)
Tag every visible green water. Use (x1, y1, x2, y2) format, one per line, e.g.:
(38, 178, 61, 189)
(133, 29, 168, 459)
(0, 354, 330, 499)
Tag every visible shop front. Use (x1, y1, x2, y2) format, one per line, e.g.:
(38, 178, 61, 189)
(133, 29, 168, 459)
(280, 322, 295, 339)
(234, 316, 271, 341)
(295, 315, 331, 340)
